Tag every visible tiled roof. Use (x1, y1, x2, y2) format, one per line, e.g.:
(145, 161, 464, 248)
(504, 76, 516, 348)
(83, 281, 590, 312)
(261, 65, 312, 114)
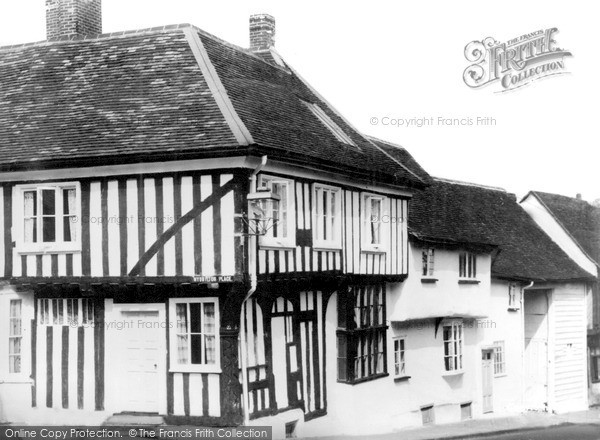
(409, 178, 594, 281)
(529, 191, 600, 265)
(367, 137, 432, 185)
(0, 24, 427, 189)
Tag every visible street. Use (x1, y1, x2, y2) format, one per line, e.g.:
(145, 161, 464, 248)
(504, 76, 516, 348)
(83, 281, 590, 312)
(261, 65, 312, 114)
(471, 424, 600, 440)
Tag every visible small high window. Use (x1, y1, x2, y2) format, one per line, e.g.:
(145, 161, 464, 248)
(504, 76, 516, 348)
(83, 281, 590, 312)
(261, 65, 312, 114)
(422, 248, 435, 277)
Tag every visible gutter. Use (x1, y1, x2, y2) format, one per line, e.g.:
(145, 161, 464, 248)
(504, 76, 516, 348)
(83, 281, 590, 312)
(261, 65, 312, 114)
(239, 155, 267, 425)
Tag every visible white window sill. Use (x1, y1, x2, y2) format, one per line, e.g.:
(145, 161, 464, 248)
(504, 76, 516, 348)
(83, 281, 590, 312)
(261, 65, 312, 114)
(169, 366, 222, 374)
(259, 243, 297, 251)
(313, 244, 342, 252)
(494, 373, 508, 378)
(394, 375, 411, 382)
(442, 370, 465, 377)
(0, 376, 33, 385)
(361, 248, 387, 254)
(458, 278, 480, 285)
(421, 277, 438, 283)
(16, 246, 82, 255)
(259, 238, 296, 250)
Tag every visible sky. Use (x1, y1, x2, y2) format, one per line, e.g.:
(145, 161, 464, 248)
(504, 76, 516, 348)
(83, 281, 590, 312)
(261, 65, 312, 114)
(0, 1, 598, 202)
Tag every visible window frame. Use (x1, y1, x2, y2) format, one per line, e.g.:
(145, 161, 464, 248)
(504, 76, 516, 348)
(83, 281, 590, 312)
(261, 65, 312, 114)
(442, 319, 464, 373)
(312, 183, 342, 250)
(361, 193, 389, 253)
(15, 182, 82, 254)
(393, 336, 408, 379)
(493, 340, 506, 376)
(337, 284, 388, 384)
(257, 175, 296, 248)
(590, 346, 600, 383)
(422, 248, 435, 277)
(458, 252, 477, 280)
(508, 283, 521, 310)
(168, 297, 221, 374)
(9, 299, 22, 374)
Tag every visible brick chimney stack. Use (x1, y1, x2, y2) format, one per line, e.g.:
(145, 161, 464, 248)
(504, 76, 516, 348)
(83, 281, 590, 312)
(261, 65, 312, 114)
(46, 0, 102, 40)
(249, 14, 275, 52)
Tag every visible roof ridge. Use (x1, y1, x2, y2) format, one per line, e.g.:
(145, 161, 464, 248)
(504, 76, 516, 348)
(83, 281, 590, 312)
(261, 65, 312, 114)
(434, 176, 507, 193)
(0, 21, 291, 72)
(0, 23, 197, 51)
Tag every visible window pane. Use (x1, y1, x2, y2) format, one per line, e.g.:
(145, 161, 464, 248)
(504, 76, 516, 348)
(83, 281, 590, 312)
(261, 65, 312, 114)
(176, 304, 187, 333)
(191, 334, 203, 364)
(64, 217, 74, 242)
(177, 335, 189, 364)
(64, 189, 76, 215)
(9, 337, 21, 355)
(43, 217, 56, 242)
(42, 189, 56, 215)
(204, 303, 215, 335)
(24, 191, 37, 243)
(24, 191, 37, 216)
(204, 335, 216, 364)
(9, 354, 21, 374)
(189, 303, 202, 333)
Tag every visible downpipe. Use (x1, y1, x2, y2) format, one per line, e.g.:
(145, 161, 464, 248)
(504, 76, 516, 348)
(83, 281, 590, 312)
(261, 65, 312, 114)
(239, 156, 267, 425)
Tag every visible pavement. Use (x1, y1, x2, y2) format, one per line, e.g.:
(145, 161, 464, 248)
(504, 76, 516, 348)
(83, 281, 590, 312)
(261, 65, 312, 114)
(301, 408, 600, 440)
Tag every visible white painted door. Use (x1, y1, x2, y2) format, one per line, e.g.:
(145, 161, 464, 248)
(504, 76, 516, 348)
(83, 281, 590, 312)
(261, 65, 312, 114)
(524, 338, 548, 409)
(120, 310, 162, 413)
(524, 291, 549, 410)
(482, 349, 493, 413)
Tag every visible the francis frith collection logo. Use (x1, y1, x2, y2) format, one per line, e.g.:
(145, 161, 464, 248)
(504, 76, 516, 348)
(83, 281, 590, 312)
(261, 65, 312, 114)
(463, 28, 572, 92)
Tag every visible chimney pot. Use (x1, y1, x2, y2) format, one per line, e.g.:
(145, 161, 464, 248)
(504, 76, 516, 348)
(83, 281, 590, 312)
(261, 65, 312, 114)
(249, 14, 275, 52)
(46, 0, 102, 40)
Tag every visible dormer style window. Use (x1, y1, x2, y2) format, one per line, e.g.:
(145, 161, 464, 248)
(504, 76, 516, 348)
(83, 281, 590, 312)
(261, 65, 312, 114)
(303, 101, 357, 147)
(458, 252, 477, 279)
(313, 184, 342, 249)
(258, 175, 295, 248)
(16, 183, 81, 253)
(362, 194, 389, 253)
(422, 248, 435, 277)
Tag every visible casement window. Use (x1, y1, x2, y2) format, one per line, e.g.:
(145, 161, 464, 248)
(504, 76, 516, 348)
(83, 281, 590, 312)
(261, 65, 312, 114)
(362, 194, 389, 252)
(443, 320, 463, 372)
(38, 298, 94, 326)
(591, 347, 600, 383)
(508, 283, 520, 310)
(493, 341, 506, 376)
(459, 252, 477, 279)
(422, 248, 435, 277)
(17, 183, 80, 253)
(337, 285, 387, 383)
(9, 300, 22, 374)
(258, 176, 295, 248)
(313, 184, 342, 249)
(393, 337, 407, 378)
(303, 101, 357, 147)
(169, 298, 220, 373)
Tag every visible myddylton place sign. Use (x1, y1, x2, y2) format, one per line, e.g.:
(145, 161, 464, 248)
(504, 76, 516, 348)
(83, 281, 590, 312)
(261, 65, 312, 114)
(463, 28, 572, 92)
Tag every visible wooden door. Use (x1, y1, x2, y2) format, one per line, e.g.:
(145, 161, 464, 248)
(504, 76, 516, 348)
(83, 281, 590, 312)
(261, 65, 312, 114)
(482, 349, 493, 413)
